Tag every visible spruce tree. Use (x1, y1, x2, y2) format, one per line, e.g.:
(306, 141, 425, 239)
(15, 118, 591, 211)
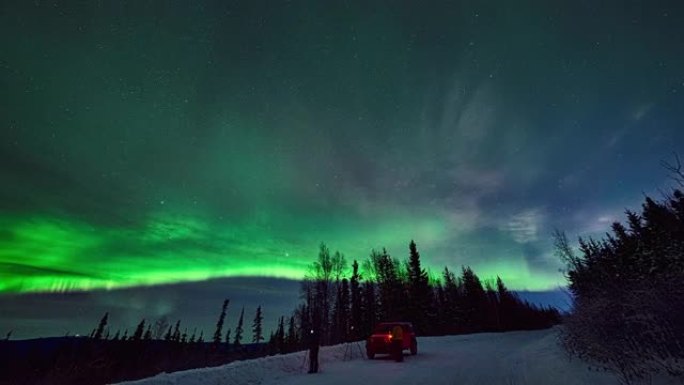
(362, 281, 376, 337)
(350, 260, 363, 340)
(407, 241, 430, 334)
(277, 317, 286, 354)
(341, 278, 350, 337)
(233, 306, 244, 348)
(172, 320, 181, 342)
(370, 248, 401, 320)
(152, 316, 169, 339)
(461, 266, 488, 332)
(252, 305, 264, 343)
(143, 324, 152, 340)
(331, 278, 350, 343)
(267, 331, 276, 355)
(442, 267, 462, 333)
(213, 299, 230, 344)
(432, 282, 447, 334)
(496, 276, 518, 330)
(484, 280, 501, 331)
(224, 328, 231, 344)
(286, 315, 297, 350)
(94, 312, 109, 340)
(132, 319, 145, 341)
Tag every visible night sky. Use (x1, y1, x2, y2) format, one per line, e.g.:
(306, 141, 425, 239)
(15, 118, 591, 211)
(2, 1, 683, 338)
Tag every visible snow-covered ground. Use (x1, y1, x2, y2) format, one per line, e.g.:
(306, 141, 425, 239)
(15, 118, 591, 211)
(115, 327, 680, 385)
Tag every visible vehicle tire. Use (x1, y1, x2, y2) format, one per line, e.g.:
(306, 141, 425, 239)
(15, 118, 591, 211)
(367, 350, 375, 359)
(410, 339, 417, 355)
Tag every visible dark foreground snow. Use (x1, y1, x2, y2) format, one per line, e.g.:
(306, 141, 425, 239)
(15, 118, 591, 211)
(114, 327, 680, 385)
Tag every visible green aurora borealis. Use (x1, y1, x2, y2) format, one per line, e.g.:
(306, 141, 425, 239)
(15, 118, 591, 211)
(2, 1, 684, 298)
(1, 207, 559, 292)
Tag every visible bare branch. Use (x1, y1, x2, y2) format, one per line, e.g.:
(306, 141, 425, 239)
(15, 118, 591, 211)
(553, 229, 582, 271)
(660, 152, 684, 187)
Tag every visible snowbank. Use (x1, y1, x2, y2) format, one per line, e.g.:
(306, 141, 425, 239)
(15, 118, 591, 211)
(114, 342, 364, 385)
(115, 328, 682, 385)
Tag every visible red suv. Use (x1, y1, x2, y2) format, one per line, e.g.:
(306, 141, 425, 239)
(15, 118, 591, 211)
(366, 322, 418, 359)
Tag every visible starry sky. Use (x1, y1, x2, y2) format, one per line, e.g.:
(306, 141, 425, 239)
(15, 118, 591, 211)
(1, 1, 683, 337)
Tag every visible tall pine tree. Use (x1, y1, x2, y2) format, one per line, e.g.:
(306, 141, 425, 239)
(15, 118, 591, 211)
(233, 306, 244, 348)
(172, 320, 181, 342)
(286, 315, 297, 351)
(213, 299, 230, 344)
(93, 312, 108, 340)
(164, 325, 173, 341)
(276, 316, 286, 354)
(361, 281, 377, 337)
(407, 240, 430, 334)
(461, 266, 488, 332)
(350, 260, 363, 340)
(224, 328, 231, 344)
(143, 324, 152, 340)
(442, 267, 462, 333)
(252, 305, 264, 343)
(331, 278, 350, 343)
(132, 319, 145, 341)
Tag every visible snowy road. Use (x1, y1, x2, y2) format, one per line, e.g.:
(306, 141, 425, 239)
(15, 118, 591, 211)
(117, 327, 679, 385)
(265, 328, 615, 385)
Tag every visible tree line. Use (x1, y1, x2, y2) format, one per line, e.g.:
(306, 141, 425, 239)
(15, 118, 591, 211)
(86, 299, 273, 351)
(285, 240, 559, 350)
(556, 184, 684, 382)
(87, 238, 559, 356)
(0, 299, 280, 385)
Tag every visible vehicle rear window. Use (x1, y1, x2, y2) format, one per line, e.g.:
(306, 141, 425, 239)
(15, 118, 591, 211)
(373, 324, 395, 333)
(374, 324, 412, 333)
